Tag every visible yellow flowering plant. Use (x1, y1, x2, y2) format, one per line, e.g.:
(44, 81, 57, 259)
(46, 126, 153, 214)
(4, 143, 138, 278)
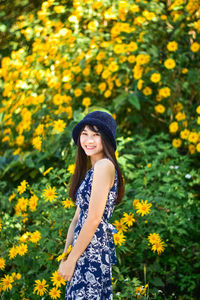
(0, 0, 200, 298)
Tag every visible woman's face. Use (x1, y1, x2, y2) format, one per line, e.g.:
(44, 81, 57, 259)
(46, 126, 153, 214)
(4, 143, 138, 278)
(80, 125, 104, 157)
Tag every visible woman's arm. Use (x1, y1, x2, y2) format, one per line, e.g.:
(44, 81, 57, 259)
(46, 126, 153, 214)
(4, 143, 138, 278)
(67, 159, 114, 263)
(62, 206, 80, 254)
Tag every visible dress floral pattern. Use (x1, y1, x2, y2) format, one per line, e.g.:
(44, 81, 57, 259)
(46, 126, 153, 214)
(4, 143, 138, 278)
(65, 163, 118, 300)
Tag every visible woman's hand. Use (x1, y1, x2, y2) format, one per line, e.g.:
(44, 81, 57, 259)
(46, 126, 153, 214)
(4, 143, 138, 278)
(58, 257, 77, 282)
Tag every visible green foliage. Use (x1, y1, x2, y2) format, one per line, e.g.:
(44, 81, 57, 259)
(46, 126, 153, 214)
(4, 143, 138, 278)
(112, 132, 200, 299)
(0, 0, 200, 298)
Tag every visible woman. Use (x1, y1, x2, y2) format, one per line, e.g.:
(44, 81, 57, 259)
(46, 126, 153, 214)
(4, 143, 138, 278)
(58, 110, 124, 299)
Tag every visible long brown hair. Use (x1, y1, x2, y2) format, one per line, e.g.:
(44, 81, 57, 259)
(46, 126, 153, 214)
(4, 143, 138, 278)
(69, 124, 124, 204)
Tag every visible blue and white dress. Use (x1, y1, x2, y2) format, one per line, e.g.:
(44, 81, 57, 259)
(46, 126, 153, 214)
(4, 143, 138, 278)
(65, 164, 118, 300)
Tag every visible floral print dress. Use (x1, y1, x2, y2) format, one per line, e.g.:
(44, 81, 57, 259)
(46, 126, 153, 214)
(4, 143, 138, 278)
(65, 164, 118, 300)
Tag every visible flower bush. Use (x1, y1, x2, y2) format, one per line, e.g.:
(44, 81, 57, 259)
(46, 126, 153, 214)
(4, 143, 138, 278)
(0, 0, 200, 299)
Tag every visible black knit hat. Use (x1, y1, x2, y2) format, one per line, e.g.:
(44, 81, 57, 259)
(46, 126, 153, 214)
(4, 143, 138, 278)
(72, 111, 117, 150)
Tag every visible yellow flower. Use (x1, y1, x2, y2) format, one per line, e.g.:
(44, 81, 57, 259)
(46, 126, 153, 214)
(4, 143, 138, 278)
(136, 54, 150, 65)
(180, 129, 190, 140)
(196, 143, 200, 152)
(98, 82, 106, 92)
(188, 132, 199, 144)
(43, 185, 58, 202)
(196, 105, 200, 114)
(92, 1, 103, 10)
(43, 167, 53, 176)
(133, 198, 140, 209)
(197, 116, 200, 125)
(151, 240, 165, 255)
(137, 79, 143, 90)
(12, 272, 21, 280)
(182, 68, 188, 74)
(16, 197, 28, 213)
(84, 84, 91, 92)
(67, 164, 75, 174)
(113, 220, 128, 232)
(32, 136, 42, 151)
(82, 97, 91, 107)
(136, 200, 152, 216)
(29, 230, 41, 243)
(113, 43, 125, 54)
(49, 287, 61, 299)
(62, 198, 75, 209)
(108, 61, 119, 72)
(172, 138, 182, 148)
(113, 231, 126, 246)
(102, 69, 111, 79)
(143, 86, 152, 96)
(156, 94, 163, 102)
(9, 192, 16, 202)
(128, 41, 138, 52)
(53, 5, 65, 13)
(135, 284, 149, 298)
(95, 63, 103, 75)
(104, 90, 112, 98)
(169, 122, 178, 133)
(16, 135, 24, 146)
(83, 67, 90, 76)
(63, 83, 72, 90)
(148, 233, 161, 244)
(53, 94, 63, 106)
(173, 102, 183, 113)
(16, 243, 28, 256)
(115, 150, 119, 159)
(133, 64, 143, 80)
(0, 218, 2, 231)
(167, 41, 178, 52)
(175, 112, 186, 121)
(50, 270, 66, 288)
(33, 279, 49, 296)
(57, 245, 73, 262)
(164, 58, 176, 69)
(96, 51, 106, 61)
(161, 14, 167, 20)
(29, 194, 38, 212)
(122, 212, 136, 227)
(88, 20, 98, 32)
(190, 42, 200, 52)
(154, 104, 165, 114)
(0, 274, 14, 291)
(35, 124, 44, 136)
(0, 257, 6, 270)
(150, 73, 161, 83)
(19, 232, 30, 243)
(159, 87, 171, 98)
(17, 180, 28, 195)
(9, 245, 18, 259)
(53, 120, 66, 133)
(74, 88, 82, 97)
(188, 144, 195, 154)
(127, 55, 136, 63)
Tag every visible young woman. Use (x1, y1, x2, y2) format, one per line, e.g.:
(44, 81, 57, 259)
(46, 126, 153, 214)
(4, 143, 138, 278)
(58, 110, 124, 299)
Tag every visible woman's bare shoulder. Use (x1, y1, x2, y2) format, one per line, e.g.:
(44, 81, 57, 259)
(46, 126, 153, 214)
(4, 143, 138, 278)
(94, 158, 115, 170)
(94, 159, 115, 179)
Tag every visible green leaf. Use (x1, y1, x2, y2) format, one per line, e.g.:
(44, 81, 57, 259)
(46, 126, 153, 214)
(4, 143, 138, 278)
(128, 93, 141, 110)
(0, 24, 6, 32)
(113, 92, 128, 110)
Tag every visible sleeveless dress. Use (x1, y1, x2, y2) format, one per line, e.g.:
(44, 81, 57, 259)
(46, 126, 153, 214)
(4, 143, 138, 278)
(65, 163, 118, 300)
